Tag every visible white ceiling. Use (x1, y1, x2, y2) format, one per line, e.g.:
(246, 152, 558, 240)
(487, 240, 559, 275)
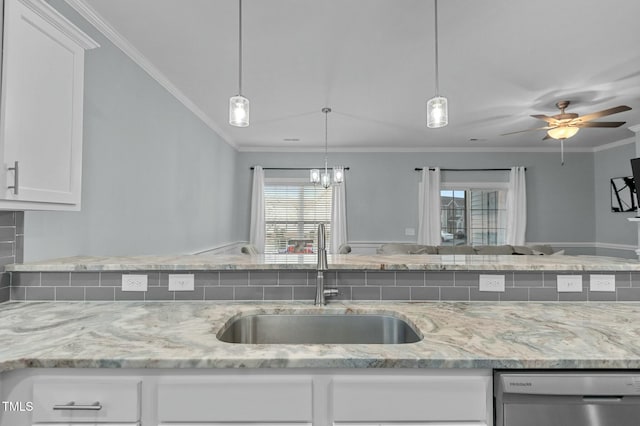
(81, 0, 640, 151)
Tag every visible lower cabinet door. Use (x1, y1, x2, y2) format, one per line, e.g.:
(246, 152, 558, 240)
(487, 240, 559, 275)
(157, 377, 313, 424)
(331, 375, 490, 423)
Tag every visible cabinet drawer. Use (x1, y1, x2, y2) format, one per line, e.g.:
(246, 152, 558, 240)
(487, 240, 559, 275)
(157, 377, 312, 423)
(331, 375, 490, 422)
(32, 379, 141, 423)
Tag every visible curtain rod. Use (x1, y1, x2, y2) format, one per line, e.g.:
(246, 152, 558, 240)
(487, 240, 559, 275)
(414, 167, 525, 171)
(250, 167, 350, 170)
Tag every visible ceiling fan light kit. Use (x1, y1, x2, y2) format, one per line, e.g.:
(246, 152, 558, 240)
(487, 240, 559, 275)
(426, 0, 448, 129)
(229, 0, 249, 127)
(546, 126, 579, 140)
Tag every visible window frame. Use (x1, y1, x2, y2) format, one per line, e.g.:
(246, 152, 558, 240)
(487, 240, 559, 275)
(263, 177, 333, 254)
(440, 181, 509, 246)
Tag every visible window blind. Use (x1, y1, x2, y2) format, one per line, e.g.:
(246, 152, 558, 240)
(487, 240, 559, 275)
(264, 182, 332, 254)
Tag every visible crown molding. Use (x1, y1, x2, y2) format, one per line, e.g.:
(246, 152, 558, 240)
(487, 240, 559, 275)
(592, 137, 635, 152)
(237, 145, 599, 153)
(63, 0, 237, 150)
(628, 124, 640, 133)
(21, 0, 99, 49)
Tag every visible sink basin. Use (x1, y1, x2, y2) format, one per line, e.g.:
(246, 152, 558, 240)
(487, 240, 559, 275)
(217, 312, 422, 344)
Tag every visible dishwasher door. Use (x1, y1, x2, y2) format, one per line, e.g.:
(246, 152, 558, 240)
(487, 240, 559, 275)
(495, 371, 640, 426)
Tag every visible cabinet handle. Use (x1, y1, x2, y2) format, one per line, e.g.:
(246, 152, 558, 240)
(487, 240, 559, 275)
(53, 401, 102, 411)
(7, 161, 18, 195)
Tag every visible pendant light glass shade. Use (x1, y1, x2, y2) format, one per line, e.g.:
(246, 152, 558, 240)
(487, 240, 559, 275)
(229, 95, 249, 127)
(546, 126, 579, 140)
(310, 168, 321, 184)
(320, 171, 331, 189)
(427, 96, 448, 128)
(229, 0, 249, 127)
(333, 166, 344, 184)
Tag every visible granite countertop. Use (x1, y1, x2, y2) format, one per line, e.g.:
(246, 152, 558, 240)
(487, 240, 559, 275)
(1, 301, 640, 372)
(6, 253, 640, 272)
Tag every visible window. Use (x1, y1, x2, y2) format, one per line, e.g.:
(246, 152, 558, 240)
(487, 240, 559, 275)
(264, 179, 332, 254)
(440, 187, 507, 246)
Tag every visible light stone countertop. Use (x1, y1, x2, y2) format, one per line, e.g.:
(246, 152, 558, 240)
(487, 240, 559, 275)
(6, 253, 640, 272)
(1, 301, 640, 372)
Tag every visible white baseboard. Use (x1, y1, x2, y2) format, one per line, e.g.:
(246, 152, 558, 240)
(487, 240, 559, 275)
(192, 241, 246, 255)
(347, 241, 637, 255)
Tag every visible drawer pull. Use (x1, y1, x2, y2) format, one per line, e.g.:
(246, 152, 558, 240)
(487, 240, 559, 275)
(53, 401, 102, 411)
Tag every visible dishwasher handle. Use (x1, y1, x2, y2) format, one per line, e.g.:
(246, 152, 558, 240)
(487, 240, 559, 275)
(582, 396, 624, 403)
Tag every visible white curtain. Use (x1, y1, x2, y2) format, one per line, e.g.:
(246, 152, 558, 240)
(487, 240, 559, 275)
(506, 166, 527, 245)
(249, 165, 265, 253)
(417, 167, 441, 245)
(331, 177, 347, 254)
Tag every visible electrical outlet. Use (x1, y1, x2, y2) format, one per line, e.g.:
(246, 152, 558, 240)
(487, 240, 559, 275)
(590, 274, 616, 292)
(122, 274, 147, 292)
(405, 228, 416, 236)
(557, 275, 583, 292)
(479, 274, 505, 292)
(168, 274, 195, 291)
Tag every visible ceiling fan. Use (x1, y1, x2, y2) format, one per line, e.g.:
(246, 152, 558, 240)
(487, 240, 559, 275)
(502, 100, 632, 164)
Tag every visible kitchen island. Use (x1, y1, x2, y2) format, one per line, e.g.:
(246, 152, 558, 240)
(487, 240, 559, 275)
(1, 300, 640, 425)
(1, 300, 640, 371)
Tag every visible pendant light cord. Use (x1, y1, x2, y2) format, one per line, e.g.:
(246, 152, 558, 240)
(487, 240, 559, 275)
(434, 0, 440, 96)
(238, 0, 243, 95)
(324, 108, 329, 172)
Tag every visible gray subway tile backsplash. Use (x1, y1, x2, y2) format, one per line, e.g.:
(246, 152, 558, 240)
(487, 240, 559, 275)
(410, 286, 439, 301)
(85, 286, 115, 301)
(366, 271, 395, 287)
(264, 286, 293, 300)
(27, 287, 55, 301)
(249, 271, 278, 286)
(0, 227, 16, 242)
(426, 272, 455, 287)
(381, 286, 410, 300)
(175, 287, 205, 301)
(70, 272, 99, 287)
(56, 287, 85, 301)
(205, 286, 234, 300)
(440, 286, 470, 301)
(220, 271, 249, 286)
(6, 269, 640, 303)
(396, 272, 425, 286)
(352, 286, 381, 301)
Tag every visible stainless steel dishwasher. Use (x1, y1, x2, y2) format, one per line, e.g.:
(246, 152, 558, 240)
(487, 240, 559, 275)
(494, 371, 640, 426)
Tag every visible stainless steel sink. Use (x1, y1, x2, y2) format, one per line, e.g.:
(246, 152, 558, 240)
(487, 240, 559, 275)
(217, 312, 422, 344)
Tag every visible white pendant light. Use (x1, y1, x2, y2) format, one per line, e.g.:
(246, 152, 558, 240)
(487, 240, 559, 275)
(426, 0, 448, 128)
(310, 108, 344, 189)
(229, 0, 249, 127)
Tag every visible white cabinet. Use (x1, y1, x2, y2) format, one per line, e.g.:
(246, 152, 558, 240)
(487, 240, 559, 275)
(0, 368, 492, 426)
(157, 376, 313, 424)
(331, 375, 490, 424)
(0, 0, 98, 210)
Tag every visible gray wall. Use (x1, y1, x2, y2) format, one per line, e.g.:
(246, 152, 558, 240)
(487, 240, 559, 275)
(236, 151, 596, 246)
(23, 1, 239, 261)
(594, 140, 637, 258)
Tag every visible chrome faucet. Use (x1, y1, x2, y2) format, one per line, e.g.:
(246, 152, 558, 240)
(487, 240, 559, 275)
(315, 223, 338, 306)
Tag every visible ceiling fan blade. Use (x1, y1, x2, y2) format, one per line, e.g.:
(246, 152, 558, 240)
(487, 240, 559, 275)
(574, 105, 631, 123)
(501, 126, 552, 136)
(542, 134, 552, 140)
(575, 121, 626, 128)
(531, 114, 560, 124)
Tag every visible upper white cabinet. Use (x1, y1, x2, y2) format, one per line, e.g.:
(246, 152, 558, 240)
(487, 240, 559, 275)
(0, 0, 98, 210)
